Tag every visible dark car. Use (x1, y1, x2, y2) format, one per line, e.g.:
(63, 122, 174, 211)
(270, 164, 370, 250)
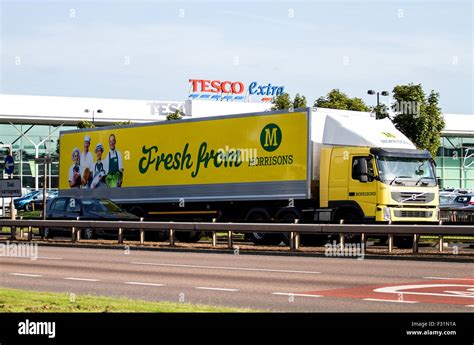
(42, 197, 139, 239)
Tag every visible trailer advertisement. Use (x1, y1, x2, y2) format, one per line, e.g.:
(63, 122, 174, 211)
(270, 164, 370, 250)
(59, 111, 309, 194)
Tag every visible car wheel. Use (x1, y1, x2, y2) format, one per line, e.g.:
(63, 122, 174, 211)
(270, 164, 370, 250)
(82, 228, 95, 240)
(41, 227, 53, 239)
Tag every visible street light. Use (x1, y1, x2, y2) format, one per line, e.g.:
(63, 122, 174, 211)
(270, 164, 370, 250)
(84, 109, 103, 125)
(367, 90, 389, 119)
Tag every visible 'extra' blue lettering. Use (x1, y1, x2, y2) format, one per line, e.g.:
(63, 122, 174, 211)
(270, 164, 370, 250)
(249, 82, 258, 95)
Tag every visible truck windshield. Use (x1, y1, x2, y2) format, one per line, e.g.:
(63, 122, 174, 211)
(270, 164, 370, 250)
(376, 157, 436, 186)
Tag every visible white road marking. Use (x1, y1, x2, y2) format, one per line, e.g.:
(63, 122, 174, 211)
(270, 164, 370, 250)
(37, 256, 63, 260)
(10, 273, 42, 278)
(272, 292, 322, 298)
(195, 287, 239, 292)
(363, 298, 418, 304)
(130, 262, 321, 275)
(423, 277, 474, 281)
(125, 282, 165, 287)
(64, 277, 100, 282)
(466, 305, 474, 308)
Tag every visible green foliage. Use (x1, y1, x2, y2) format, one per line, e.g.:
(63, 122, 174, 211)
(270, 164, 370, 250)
(373, 104, 390, 120)
(314, 89, 370, 112)
(391, 83, 445, 157)
(114, 121, 133, 126)
(292, 93, 307, 108)
(272, 93, 292, 110)
(166, 110, 183, 121)
(77, 120, 96, 129)
(272, 93, 307, 110)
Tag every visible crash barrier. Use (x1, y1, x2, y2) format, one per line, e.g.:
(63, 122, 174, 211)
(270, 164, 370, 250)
(1, 218, 473, 255)
(439, 208, 474, 223)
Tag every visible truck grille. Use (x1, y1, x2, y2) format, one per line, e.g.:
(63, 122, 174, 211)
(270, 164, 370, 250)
(393, 210, 433, 218)
(391, 192, 435, 204)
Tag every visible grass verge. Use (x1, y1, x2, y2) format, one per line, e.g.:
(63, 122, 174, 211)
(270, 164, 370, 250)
(0, 287, 253, 313)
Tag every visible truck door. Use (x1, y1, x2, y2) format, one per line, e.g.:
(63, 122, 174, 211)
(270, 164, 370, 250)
(348, 156, 377, 219)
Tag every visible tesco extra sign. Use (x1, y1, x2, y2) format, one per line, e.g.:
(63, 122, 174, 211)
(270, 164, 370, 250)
(188, 79, 285, 101)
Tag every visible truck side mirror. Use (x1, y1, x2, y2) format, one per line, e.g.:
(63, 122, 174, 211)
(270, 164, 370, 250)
(356, 158, 369, 183)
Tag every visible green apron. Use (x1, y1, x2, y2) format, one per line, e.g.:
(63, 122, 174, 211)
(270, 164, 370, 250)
(106, 152, 121, 187)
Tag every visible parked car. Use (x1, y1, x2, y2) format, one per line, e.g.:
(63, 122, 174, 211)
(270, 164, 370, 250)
(42, 197, 139, 239)
(14, 190, 41, 211)
(439, 193, 474, 209)
(31, 190, 58, 210)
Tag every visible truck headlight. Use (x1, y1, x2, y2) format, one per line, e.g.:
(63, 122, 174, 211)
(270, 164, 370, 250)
(435, 207, 440, 221)
(383, 207, 391, 221)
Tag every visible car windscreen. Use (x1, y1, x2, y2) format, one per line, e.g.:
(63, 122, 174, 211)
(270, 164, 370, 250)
(81, 199, 124, 213)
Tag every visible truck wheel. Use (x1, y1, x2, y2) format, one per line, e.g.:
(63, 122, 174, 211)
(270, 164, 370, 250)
(175, 231, 202, 243)
(334, 209, 363, 243)
(146, 231, 169, 242)
(275, 208, 301, 245)
(394, 236, 413, 249)
(246, 208, 282, 245)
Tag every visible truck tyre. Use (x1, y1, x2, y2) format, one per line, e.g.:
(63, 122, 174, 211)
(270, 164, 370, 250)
(175, 231, 202, 243)
(146, 231, 169, 242)
(394, 236, 413, 249)
(275, 208, 301, 245)
(334, 208, 363, 243)
(246, 208, 282, 245)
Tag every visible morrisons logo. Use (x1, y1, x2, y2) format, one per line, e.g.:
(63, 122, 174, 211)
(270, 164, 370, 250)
(381, 132, 397, 138)
(260, 123, 282, 152)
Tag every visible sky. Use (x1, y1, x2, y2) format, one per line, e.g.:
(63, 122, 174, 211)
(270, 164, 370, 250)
(0, 0, 472, 113)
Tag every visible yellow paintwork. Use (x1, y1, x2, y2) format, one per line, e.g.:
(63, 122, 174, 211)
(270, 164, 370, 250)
(59, 112, 308, 189)
(321, 146, 439, 222)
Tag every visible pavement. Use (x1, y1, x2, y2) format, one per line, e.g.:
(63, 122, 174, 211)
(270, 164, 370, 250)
(0, 245, 473, 312)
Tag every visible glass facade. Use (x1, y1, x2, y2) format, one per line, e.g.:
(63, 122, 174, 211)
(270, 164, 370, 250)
(0, 123, 75, 190)
(435, 136, 474, 189)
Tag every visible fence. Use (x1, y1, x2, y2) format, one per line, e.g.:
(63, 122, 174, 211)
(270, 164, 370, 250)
(1, 218, 473, 255)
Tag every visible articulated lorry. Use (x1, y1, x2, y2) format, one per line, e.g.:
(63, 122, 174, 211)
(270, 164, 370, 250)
(58, 108, 439, 246)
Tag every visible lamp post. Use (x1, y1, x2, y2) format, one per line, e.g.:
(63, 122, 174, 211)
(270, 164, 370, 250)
(367, 90, 389, 119)
(84, 109, 103, 125)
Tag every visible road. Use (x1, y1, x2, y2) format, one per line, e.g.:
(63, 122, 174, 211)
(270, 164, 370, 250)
(0, 245, 473, 312)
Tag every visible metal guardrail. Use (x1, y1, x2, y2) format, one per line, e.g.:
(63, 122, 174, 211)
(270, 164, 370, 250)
(1, 218, 473, 255)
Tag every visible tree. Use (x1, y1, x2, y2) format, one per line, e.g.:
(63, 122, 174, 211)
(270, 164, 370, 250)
(272, 93, 307, 110)
(114, 121, 133, 126)
(166, 109, 183, 121)
(391, 83, 445, 157)
(314, 89, 370, 112)
(293, 93, 307, 108)
(77, 120, 96, 129)
(272, 93, 292, 110)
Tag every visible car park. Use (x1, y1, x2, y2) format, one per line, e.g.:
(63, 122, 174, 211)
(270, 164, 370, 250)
(42, 197, 139, 239)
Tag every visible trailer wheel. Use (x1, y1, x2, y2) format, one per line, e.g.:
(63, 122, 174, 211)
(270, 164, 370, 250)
(175, 231, 202, 243)
(246, 208, 282, 245)
(275, 208, 301, 245)
(146, 231, 169, 242)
